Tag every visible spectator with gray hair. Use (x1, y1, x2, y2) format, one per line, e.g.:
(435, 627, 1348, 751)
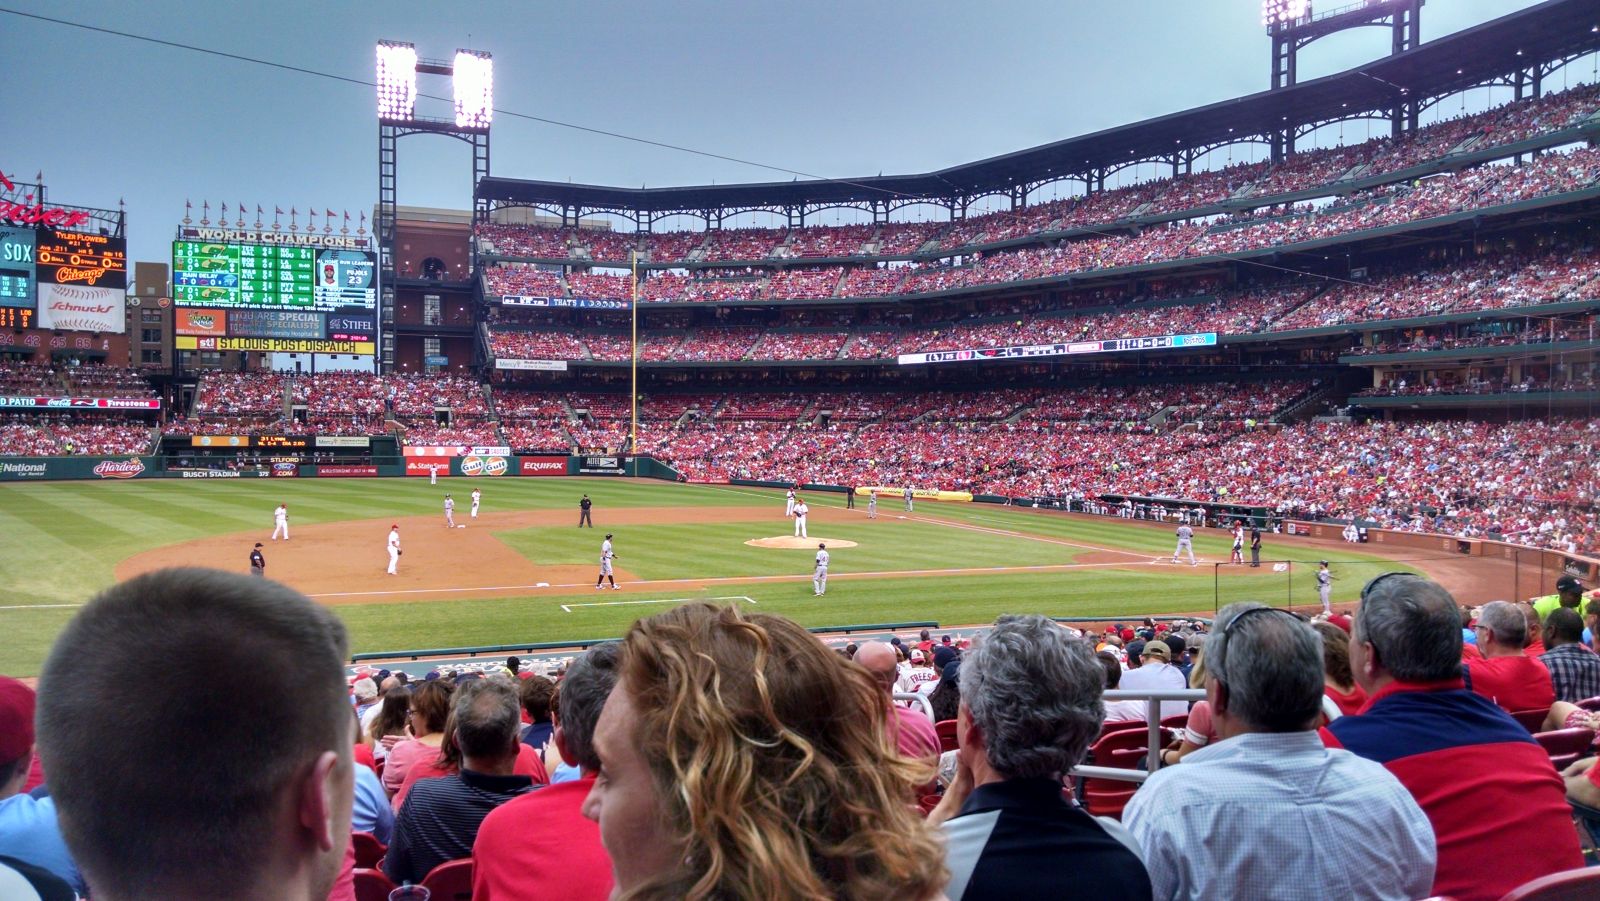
(1465, 600, 1555, 714)
(1325, 574, 1582, 901)
(928, 614, 1151, 901)
(384, 678, 535, 886)
(473, 644, 620, 901)
(1125, 602, 1436, 901)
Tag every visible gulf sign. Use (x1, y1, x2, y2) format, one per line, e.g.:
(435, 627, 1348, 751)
(518, 456, 566, 476)
(460, 455, 508, 477)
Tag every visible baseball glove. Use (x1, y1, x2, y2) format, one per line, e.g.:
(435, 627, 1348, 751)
(397, 549, 403, 556)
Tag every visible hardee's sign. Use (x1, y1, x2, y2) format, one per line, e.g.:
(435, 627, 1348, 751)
(0, 169, 92, 229)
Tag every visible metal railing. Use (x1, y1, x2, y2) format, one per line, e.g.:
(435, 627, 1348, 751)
(894, 691, 934, 720)
(1071, 688, 1206, 785)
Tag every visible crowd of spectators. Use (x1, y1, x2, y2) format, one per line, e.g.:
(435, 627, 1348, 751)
(0, 415, 153, 455)
(482, 265, 563, 298)
(784, 223, 874, 258)
(765, 267, 843, 300)
(489, 329, 592, 362)
(58, 365, 156, 398)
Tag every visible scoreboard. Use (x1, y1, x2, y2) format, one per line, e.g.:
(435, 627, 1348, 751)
(172, 231, 378, 355)
(173, 242, 375, 312)
(0, 227, 33, 308)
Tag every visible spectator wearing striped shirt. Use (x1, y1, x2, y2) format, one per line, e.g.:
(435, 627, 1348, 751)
(1540, 608, 1600, 703)
(384, 679, 536, 886)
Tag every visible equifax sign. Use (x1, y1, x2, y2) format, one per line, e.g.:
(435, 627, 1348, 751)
(0, 169, 93, 229)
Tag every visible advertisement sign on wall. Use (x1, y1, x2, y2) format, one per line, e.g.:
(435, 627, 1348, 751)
(314, 436, 372, 448)
(36, 283, 126, 333)
(175, 308, 229, 337)
(494, 359, 568, 371)
(459, 455, 508, 477)
(316, 465, 378, 477)
(518, 456, 567, 476)
(405, 457, 451, 476)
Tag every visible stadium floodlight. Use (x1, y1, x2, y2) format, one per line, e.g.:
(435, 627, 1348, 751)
(1262, 0, 1313, 28)
(453, 50, 493, 129)
(376, 41, 418, 121)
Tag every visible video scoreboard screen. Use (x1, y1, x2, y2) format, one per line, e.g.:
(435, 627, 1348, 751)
(0, 227, 33, 308)
(172, 230, 378, 355)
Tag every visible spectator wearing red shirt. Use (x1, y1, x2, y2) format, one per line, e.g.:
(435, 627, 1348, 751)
(1325, 575, 1582, 901)
(1465, 601, 1556, 715)
(473, 644, 619, 901)
(855, 641, 941, 765)
(1314, 622, 1367, 717)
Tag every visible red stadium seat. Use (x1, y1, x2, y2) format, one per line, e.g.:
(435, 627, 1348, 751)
(1496, 867, 1600, 901)
(1510, 709, 1552, 733)
(420, 858, 474, 901)
(352, 868, 396, 901)
(935, 719, 959, 754)
(1531, 728, 1596, 771)
(1159, 714, 1188, 731)
(350, 832, 386, 870)
(1080, 728, 1151, 819)
(1575, 696, 1600, 712)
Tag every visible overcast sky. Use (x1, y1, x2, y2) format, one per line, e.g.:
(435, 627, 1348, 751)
(0, 0, 1565, 265)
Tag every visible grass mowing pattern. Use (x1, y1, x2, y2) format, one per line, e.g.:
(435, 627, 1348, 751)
(0, 478, 1416, 674)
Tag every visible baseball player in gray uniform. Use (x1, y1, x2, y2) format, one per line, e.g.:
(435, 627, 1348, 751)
(867, 489, 878, 519)
(596, 534, 620, 590)
(1172, 524, 1197, 566)
(470, 488, 481, 519)
(1317, 561, 1333, 614)
(813, 542, 829, 596)
(903, 486, 914, 512)
(444, 494, 456, 528)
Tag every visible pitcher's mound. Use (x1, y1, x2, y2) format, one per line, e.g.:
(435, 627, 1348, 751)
(745, 536, 859, 549)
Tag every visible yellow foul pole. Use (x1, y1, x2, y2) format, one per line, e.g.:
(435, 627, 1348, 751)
(630, 250, 639, 462)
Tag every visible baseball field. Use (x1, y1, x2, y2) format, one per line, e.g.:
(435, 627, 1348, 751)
(0, 476, 1500, 675)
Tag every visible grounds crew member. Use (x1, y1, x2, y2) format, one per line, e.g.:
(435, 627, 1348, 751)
(1532, 574, 1586, 622)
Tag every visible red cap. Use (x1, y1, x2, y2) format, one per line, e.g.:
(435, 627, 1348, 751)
(0, 676, 36, 763)
(1120, 628, 1135, 642)
(1327, 614, 1353, 634)
(391, 524, 398, 529)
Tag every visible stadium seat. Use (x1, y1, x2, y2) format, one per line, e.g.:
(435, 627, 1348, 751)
(1510, 708, 1552, 733)
(1575, 696, 1600, 712)
(1531, 728, 1596, 771)
(352, 868, 396, 901)
(1159, 714, 1188, 731)
(350, 832, 386, 870)
(1496, 866, 1600, 900)
(1079, 728, 1151, 819)
(420, 858, 474, 901)
(1099, 719, 1148, 737)
(935, 719, 959, 753)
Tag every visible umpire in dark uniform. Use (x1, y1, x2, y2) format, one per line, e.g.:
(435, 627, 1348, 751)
(250, 542, 266, 577)
(579, 494, 593, 528)
(1249, 526, 1262, 567)
(846, 487, 855, 509)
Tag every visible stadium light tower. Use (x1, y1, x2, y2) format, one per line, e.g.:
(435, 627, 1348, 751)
(373, 41, 492, 372)
(1261, 0, 1422, 160)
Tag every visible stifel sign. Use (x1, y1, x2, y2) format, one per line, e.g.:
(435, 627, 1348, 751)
(0, 170, 92, 229)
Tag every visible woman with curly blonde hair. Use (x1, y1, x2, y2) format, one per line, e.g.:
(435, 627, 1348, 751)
(582, 602, 948, 900)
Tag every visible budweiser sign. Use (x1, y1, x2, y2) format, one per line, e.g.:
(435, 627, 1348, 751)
(0, 170, 92, 229)
(92, 458, 146, 479)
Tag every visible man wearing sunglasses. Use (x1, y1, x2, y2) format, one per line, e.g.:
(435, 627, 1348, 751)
(1124, 603, 1434, 901)
(1324, 574, 1582, 901)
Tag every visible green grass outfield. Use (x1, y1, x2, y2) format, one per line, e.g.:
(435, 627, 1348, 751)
(0, 477, 1422, 674)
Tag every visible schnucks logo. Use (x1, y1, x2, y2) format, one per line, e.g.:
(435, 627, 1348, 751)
(460, 455, 508, 477)
(92, 458, 145, 479)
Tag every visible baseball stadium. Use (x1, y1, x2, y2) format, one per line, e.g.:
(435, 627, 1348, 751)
(5, 1, 1600, 898)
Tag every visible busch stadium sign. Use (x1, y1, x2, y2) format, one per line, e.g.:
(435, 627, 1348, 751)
(897, 332, 1218, 366)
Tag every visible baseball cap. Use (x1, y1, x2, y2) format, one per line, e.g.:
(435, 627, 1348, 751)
(253, 542, 263, 548)
(1557, 575, 1584, 593)
(605, 533, 614, 540)
(932, 645, 957, 669)
(1327, 614, 1354, 634)
(1125, 639, 1147, 661)
(1120, 628, 1135, 642)
(941, 660, 961, 685)
(1320, 560, 1329, 566)
(941, 635, 952, 645)
(391, 524, 398, 529)
(0, 676, 35, 763)
(1143, 640, 1172, 661)
(1164, 634, 1187, 659)
(910, 649, 925, 663)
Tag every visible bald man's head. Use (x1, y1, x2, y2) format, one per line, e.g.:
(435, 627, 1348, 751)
(853, 641, 898, 693)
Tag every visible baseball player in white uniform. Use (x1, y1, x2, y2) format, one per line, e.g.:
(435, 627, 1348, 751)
(813, 542, 829, 596)
(444, 495, 456, 528)
(1230, 524, 1245, 565)
(785, 488, 796, 518)
(596, 534, 619, 589)
(867, 489, 878, 519)
(272, 504, 289, 541)
(470, 488, 481, 519)
(1172, 524, 1197, 566)
(792, 500, 809, 538)
(430, 466, 438, 486)
(1317, 561, 1333, 614)
(386, 525, 401, 574)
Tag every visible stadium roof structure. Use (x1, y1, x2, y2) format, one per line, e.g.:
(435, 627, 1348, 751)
(480, 0, 1600, 218)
